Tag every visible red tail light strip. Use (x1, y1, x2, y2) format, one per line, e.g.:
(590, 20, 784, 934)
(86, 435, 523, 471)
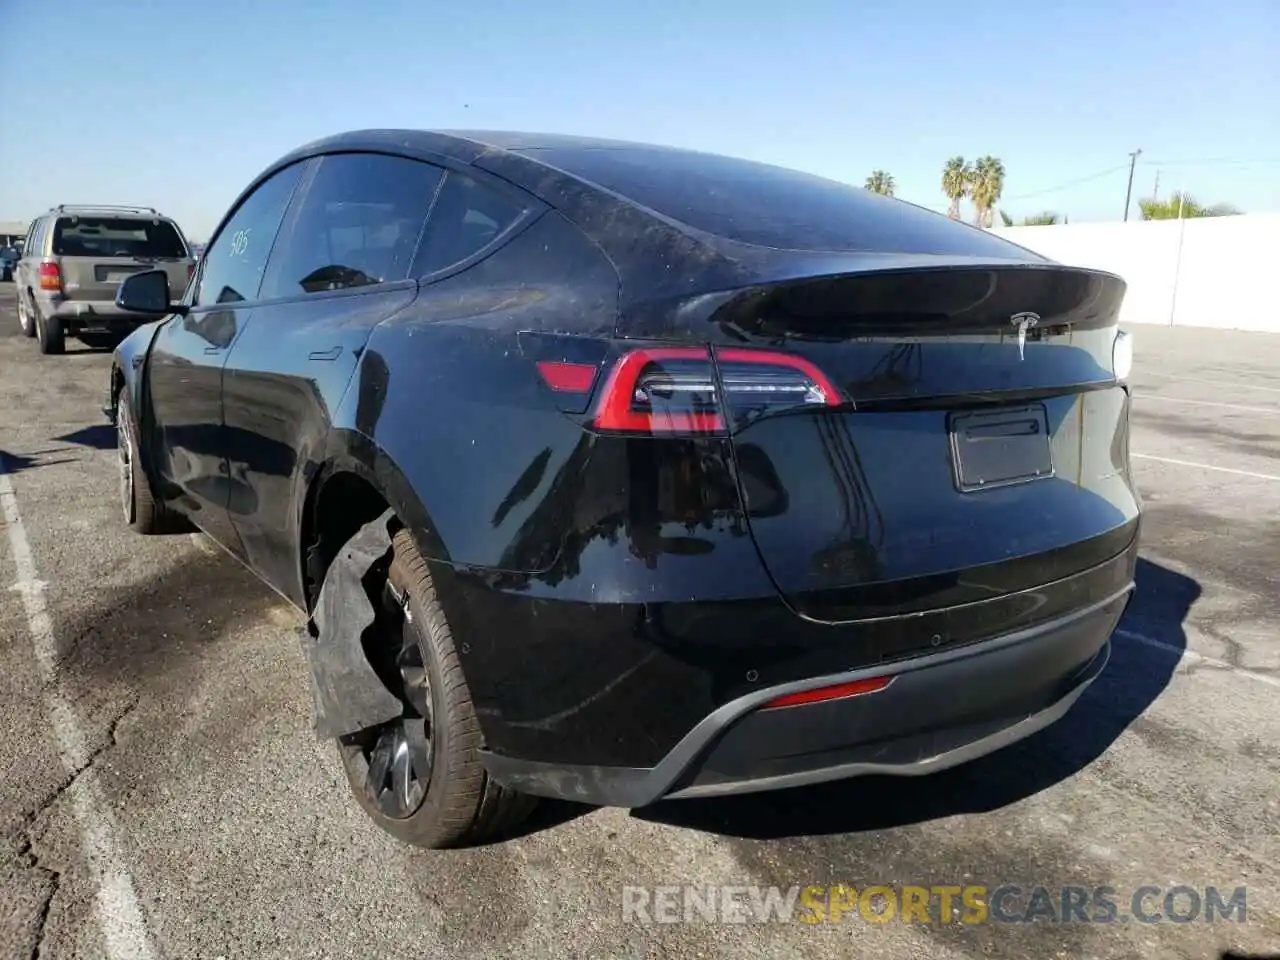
(760, 675, 894, 709)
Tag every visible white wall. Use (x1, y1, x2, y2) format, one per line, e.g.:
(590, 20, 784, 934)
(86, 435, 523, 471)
(990, 213, 1280, 333)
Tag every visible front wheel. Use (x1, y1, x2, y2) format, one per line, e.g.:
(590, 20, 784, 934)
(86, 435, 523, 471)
(17, 294, 36, 338)
(117, 387, 181, 534)
(337, 528, 537, 848)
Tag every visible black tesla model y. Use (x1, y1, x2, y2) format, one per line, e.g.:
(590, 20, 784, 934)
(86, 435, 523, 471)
(107, 130, 1140, 848)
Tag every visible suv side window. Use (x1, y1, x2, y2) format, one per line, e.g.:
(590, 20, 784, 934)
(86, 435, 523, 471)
(27, 219, 44, 258)
(196, 162, 305, 307)
(260, 153, 444, 300)
(413, 171, 526, 278)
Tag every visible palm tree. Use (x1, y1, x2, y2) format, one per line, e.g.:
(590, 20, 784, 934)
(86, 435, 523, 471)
(942, 157, 970, 220)
(968, 156, 1006, 228)
(865, 170, 895, 196)
(1138, 193, 1240, 219)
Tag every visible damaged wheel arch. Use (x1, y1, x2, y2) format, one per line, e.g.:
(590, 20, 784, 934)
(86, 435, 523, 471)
(297, 507, 538, 846)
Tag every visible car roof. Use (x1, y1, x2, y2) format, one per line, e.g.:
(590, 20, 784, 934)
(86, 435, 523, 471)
(282, 128, 670, 162)
(251, 129, 1046, 303)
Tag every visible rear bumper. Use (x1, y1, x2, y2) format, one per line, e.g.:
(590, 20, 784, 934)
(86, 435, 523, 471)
(480, 584, 1130, 807)
(47, 298, 150, 327)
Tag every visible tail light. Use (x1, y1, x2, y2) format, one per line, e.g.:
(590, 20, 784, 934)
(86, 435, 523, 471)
(584, 346, 842, 434)
(38, 262, 62, 293)
(187, 263, 196, 281)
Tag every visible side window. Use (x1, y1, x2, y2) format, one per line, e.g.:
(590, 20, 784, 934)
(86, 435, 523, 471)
(196, 163, 304, 307)
(28, 219, 44, 258)
(260, 153, 443, 299)
(22, 219, 38, 257)
(413, 171, 525, 277)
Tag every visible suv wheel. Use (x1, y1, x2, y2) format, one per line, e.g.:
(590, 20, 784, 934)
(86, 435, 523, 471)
(17, 294, 36, 338)
(336, 528, 537, 848)
(35, 306, 65, 354)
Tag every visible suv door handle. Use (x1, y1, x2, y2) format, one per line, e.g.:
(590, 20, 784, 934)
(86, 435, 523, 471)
(203, 346, 222, 355)
(309, 346, 342, 361)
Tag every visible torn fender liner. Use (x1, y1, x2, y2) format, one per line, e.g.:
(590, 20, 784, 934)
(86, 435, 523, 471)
(299, 508, 404, 740)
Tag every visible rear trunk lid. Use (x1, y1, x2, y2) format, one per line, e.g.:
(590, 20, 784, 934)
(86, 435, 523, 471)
(52, 215, 193, 303)
(699, 263, 1139, 623)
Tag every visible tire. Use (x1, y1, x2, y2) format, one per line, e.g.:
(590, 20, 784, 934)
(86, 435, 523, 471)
(337, 528, 537, 848)
(117, 386, 177, 534)
(18, 294, 36, 338)
(35, 305, 65, 354)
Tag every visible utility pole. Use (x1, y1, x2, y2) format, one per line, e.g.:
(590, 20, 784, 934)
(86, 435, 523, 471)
(1152, 169, 1161, 202)
(1123, 148, 1142, 221)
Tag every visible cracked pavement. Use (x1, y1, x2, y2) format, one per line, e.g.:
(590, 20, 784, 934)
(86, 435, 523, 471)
(0, 281, 1277, 959)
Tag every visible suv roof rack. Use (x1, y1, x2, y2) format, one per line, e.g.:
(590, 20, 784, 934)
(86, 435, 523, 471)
(52, 204, 163, 217)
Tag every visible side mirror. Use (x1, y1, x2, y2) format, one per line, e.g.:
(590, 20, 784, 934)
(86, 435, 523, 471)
(116, 269, 186, 316)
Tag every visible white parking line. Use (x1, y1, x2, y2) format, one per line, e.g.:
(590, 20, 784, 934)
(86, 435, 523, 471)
(0, 462, 157, 960)
(1116, 628, 1280, 689)
(1135, 394, 1280, 416)
(1131, 453, 1280, 482)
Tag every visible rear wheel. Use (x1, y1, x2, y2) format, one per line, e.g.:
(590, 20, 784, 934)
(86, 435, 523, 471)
(337, 528, 537, 848)
(35, 306, 65, 354)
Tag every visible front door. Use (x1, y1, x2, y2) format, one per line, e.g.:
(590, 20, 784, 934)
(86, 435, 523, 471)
(146, 160, 309, 554)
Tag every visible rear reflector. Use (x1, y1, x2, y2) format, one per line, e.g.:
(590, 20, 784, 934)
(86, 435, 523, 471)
(537, 360, 597, 393)
(38, 262, 62, 292)
(761, 675, 893, 709)
(591, 346, 841, 434)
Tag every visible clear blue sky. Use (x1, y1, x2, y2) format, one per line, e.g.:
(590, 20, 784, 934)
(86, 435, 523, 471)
(2, 0, 1276, 240)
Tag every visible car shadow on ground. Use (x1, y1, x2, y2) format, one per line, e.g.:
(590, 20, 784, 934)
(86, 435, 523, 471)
(0, 450, 78, 474)
(632, 556, 1196, 839)
(51, 424, 117, 450)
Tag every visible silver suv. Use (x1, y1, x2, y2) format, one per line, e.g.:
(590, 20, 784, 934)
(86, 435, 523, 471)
(14, 205, 195, 353)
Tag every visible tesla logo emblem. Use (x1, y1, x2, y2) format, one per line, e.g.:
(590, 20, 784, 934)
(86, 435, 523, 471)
(1010, 311, 1040, 360)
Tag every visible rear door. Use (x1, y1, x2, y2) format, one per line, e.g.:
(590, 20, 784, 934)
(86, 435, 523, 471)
(52, 214, 191, 302)
(221, 151, 445, 604)
(706, 265, 1140, 624)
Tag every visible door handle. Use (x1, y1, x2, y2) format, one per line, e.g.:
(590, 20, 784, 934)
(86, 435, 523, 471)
(309, 346, 342, 361)
(203, 346, 222, 355)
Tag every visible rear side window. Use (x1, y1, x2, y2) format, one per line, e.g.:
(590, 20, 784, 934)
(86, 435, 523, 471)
(413, 171, 525, 277)
(52, 217, 188, 259)
(261, 153, 444, 299)
(525, 145, 1030, 258)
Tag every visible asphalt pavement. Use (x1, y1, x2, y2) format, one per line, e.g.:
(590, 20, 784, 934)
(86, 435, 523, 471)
(0, 280, 1276, 959)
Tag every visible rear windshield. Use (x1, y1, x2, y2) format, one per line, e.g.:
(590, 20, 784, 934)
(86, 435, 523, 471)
(52, 217, 188, 259)
(525, 145, 1029, 258)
